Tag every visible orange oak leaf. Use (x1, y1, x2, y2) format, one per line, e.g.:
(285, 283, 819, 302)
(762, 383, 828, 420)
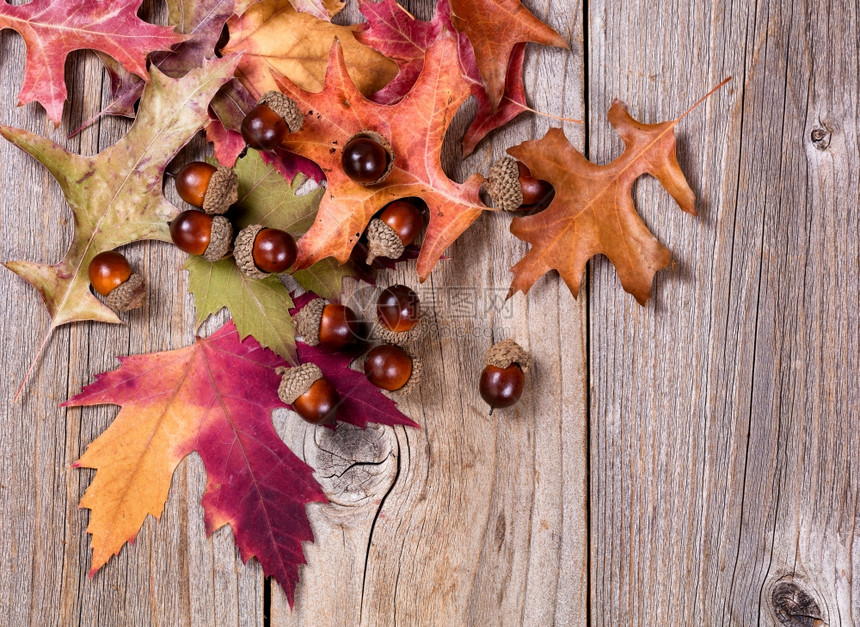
(0, 0, 185, 125)
(275, 31, 488, 279)
(449, 0, 567, 111)
(223, 0, 397, 99)
(507, 84, 729, 304)
(65, 322, 327, 605)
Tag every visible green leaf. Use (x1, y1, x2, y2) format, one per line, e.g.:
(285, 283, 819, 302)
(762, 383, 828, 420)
(230, 150, 323, 233)
(293, 258, 355, 301)
(1, 56, 240, 331)
(186, 256, 296, 362)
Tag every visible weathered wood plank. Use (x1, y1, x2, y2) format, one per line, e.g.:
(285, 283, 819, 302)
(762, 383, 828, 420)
(271, 0, 588, 625)
(0, 1, 262, 624)
(589, 1, 859, 624)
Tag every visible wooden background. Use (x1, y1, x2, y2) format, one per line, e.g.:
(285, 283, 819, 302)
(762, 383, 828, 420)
(1, 0, 857, 624)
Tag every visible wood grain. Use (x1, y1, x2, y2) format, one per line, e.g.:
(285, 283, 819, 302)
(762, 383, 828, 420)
(588, 0, 859, 624)
(271, 1, 588, 625)
(0, 2, 262, 625)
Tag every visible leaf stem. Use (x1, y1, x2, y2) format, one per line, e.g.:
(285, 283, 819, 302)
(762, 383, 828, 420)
(14, 328, 54, 403)
(677, 76, 733, 122)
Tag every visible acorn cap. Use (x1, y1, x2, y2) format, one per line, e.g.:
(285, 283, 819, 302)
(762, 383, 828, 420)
(203, 216, 233, 262)
(347, 130, 395, 185)
(234, 224, 270, 279)
(365, 218, 404, 264)
(277, 363, 323, 405)
(397, 350, 422, 396)
(295, 298, 326, 346)
(484, 338, 531, 374)
(259, 91, 304, 133)
(201, 166, 238, 215)
(105, 272, 145, 312)
(370, 317, 424, 347)
(486, 157, 523, 211)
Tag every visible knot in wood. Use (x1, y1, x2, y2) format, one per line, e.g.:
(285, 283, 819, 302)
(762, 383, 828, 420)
(810, 126, 831, 150)
(771, 581, 823, 626)
(311, 423, 397, 508)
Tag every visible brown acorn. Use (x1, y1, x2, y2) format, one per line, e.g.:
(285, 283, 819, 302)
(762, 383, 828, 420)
(372, 284, 423, 345)
(365, 200, 424, 264)
(479, 339, 531, 414)
(233, 224, 297, 279)
(295, 298, 361, 349)
(170, 210, 233, 261)
(485, 157, 523, 211)
(277, 363, 339, 425)
(174, 161, 238, 215)
(241, 91, 304, 150)
(363, 344, 421, 395)
(88, 251, 146, 313)
(342, 131, 394, 186)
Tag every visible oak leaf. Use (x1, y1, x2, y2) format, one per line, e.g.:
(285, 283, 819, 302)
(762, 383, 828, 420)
(90, 0, 238, 126)
(0, 0, 185, 125)
(276, 32, 488, 279)
(449, 0, 567, 111)
(356, 0, 528, 156)
(223, 0, 397, 99)
(65, 322, 327, 605)
(1, 56, 239, 383)
(506, 102, 697, 304)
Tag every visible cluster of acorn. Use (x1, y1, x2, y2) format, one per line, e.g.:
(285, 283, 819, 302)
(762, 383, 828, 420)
(87, 89, 538, 422)
(278, 284, 423, 425)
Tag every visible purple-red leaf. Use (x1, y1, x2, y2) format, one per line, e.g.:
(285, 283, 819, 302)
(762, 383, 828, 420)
(0, 0, 185, 124)
(66, 322, 326, 605)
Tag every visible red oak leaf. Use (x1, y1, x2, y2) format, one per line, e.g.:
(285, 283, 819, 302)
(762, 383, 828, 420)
(449, 0, 567, 111)
(65, 322, 326, 605)
(275, 31, 488, 280)
(356, 0, 528, 155)
(0, 0, 185, 125)
(76, 0, 238, 136)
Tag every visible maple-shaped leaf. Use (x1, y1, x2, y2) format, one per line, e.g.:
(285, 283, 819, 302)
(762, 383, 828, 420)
(449, 0, 567, 111)
(65, 322, 327, 605)
(289, 294, 419, 429)
(0, 0, 186, 125)
(230, 149, 323, 233)
(356, 0, 528, 156)
(507, 103, 699, 305)
(231, 150, 355, 297)
(276, 32, 488, 279)
(186, 257, 297, 361)
(1, 56, 239, 376)
(223, 0, 397, 99)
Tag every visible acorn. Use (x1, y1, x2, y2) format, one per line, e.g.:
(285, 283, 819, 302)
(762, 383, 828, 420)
(342, 131, 394, 185)
(485, 157, 523, 211)
(479, 339, 531, 414)
(233, 224, 297, 279)
(277, 363, 339, 425)
(174, 161, 238, 215)
(241, 91, 304, 150)
(363, 344, 421, 395)
(372, 284, 423, 345)
(295, 298, 361, 349)
(365, 200, 423, 264)
(88, 251, 146, 313)
(485, 157, 554, 211)
(516, 162, 554, 207)
(170, 210, 233, 261)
